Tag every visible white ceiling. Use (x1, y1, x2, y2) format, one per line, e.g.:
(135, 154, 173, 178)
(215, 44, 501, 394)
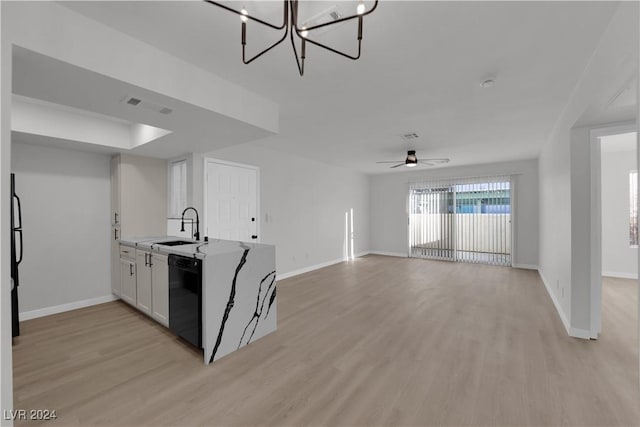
(24, 1, 631, 173)
(12, 46, 275, 158)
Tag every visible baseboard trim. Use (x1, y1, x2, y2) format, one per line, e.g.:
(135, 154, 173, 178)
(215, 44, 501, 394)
(512, 263, 539, 270)
(569, 326, 593, 339)
(368, 250, 408, 258)
(538, 270, 593, 340)
(276, 252, 370, 281)
(538, 270, 572, 337)
(20, 294, 119, 321)
(602, 271, 638, 280)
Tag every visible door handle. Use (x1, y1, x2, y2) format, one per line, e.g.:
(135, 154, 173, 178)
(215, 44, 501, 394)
(251, 235, 258, 239)
(15, 229, 23, 265)
(14, 194, 22, 229)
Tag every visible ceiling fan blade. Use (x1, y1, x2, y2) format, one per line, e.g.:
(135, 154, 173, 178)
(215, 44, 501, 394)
(390, 163, 405, 168)
(376, 161, 404, 164)
(419, 158, 450, 164)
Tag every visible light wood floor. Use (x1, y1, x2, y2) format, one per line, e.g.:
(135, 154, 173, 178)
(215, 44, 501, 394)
(12, 256, 640, 426)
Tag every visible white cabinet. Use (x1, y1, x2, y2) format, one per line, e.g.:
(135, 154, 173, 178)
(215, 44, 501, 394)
(151, 254, 169, 326)
(111, 157, 122, 297)
(136, 250, 153, 316)
(120, 258, 136, 306)
(111, 228, 121, 296)
(136, 250, 169, 326)
(111, 155, 121, 227)
(111, 154, 167, 238)
(111, 154, 167, 298)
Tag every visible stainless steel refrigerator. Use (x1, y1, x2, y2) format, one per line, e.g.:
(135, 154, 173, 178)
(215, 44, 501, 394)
(11, 173, 22, 338)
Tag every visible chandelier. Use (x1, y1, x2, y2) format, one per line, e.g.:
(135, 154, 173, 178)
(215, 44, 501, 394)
(204, 0, 378, 76)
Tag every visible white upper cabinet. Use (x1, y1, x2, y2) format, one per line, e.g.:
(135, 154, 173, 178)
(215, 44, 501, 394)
(111, 155, 121, 226)
(111, 153, 168, 239)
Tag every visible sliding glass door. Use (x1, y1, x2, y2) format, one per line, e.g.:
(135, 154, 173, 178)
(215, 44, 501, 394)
(409, 186, 455, 261)
(409, 176, 512, 266)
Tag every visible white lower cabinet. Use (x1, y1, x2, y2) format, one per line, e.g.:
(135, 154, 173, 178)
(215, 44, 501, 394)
(120, 258, 137, 306)
(151, 254, 169, 326)
(135, 249, 169, 326)
(136, 250, 153, 316)
(111, 231, 121, 296)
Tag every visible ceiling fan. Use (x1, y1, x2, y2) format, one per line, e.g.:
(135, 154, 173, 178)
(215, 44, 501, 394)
(376, 150, 450, 168)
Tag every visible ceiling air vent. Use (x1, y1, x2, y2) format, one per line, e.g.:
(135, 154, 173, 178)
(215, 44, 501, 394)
(401, 132, 420, 141)
(122, 95, 173, 115)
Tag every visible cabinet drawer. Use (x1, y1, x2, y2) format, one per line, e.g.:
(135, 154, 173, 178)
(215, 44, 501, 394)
(119, 245, 135, 260)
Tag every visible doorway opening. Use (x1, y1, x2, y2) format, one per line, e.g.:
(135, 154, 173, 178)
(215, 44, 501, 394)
(594, 128, 637, 344)
(408, 175, 513, 266)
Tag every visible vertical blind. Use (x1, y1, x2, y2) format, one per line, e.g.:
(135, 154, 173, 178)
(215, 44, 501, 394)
(409, 175, 513, 266)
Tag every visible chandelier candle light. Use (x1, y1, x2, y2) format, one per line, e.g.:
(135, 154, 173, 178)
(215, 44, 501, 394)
(204, 0, 378, 76)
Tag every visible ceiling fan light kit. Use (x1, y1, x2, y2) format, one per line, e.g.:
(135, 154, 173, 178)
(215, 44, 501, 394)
(405, 150, 418, 167)
(203, 0, 378, 76)
(377, 150, 450, 169)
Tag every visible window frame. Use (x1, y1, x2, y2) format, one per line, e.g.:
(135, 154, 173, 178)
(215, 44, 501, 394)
(168, 158, 188, 219)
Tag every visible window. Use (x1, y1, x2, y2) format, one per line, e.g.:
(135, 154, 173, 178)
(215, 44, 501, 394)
(630, 171, 638, 246)
(168, 159, 187, 218)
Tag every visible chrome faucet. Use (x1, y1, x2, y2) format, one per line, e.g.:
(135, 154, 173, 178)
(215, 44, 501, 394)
(180, 207, 200, 241)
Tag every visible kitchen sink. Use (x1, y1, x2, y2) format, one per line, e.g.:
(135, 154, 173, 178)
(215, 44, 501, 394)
(155, 240, 196, 246)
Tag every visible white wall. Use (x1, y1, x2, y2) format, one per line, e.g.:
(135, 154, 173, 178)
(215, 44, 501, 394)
(10, 142, 112, 315)
(601, 149, 638, 278)
(637, 2, 640, 388)
(196, 144, 370, 277)
(1, 2, 14, 422)
(369, 159, 539, 267)
(538, 2, 638, 337)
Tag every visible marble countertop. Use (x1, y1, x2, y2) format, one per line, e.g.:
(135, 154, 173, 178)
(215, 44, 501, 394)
(119, 236, 272, 259)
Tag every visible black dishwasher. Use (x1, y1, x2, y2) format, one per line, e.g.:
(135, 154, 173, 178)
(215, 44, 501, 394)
(168, 254, 202, 348)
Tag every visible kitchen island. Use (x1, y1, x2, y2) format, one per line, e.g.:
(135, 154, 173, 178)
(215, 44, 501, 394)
(119, 237, 276, 365)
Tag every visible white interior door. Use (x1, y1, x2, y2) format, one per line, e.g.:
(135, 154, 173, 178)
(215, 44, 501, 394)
(205, 159, 258, 242)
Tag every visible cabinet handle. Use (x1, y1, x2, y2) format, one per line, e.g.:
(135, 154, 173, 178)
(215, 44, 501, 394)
(114, 228, 119, 240)
(129, 263, 133, 276)
(114, 212, 119, 225)
(148, 254, 153, 267)
(144, 253, 148, 266)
